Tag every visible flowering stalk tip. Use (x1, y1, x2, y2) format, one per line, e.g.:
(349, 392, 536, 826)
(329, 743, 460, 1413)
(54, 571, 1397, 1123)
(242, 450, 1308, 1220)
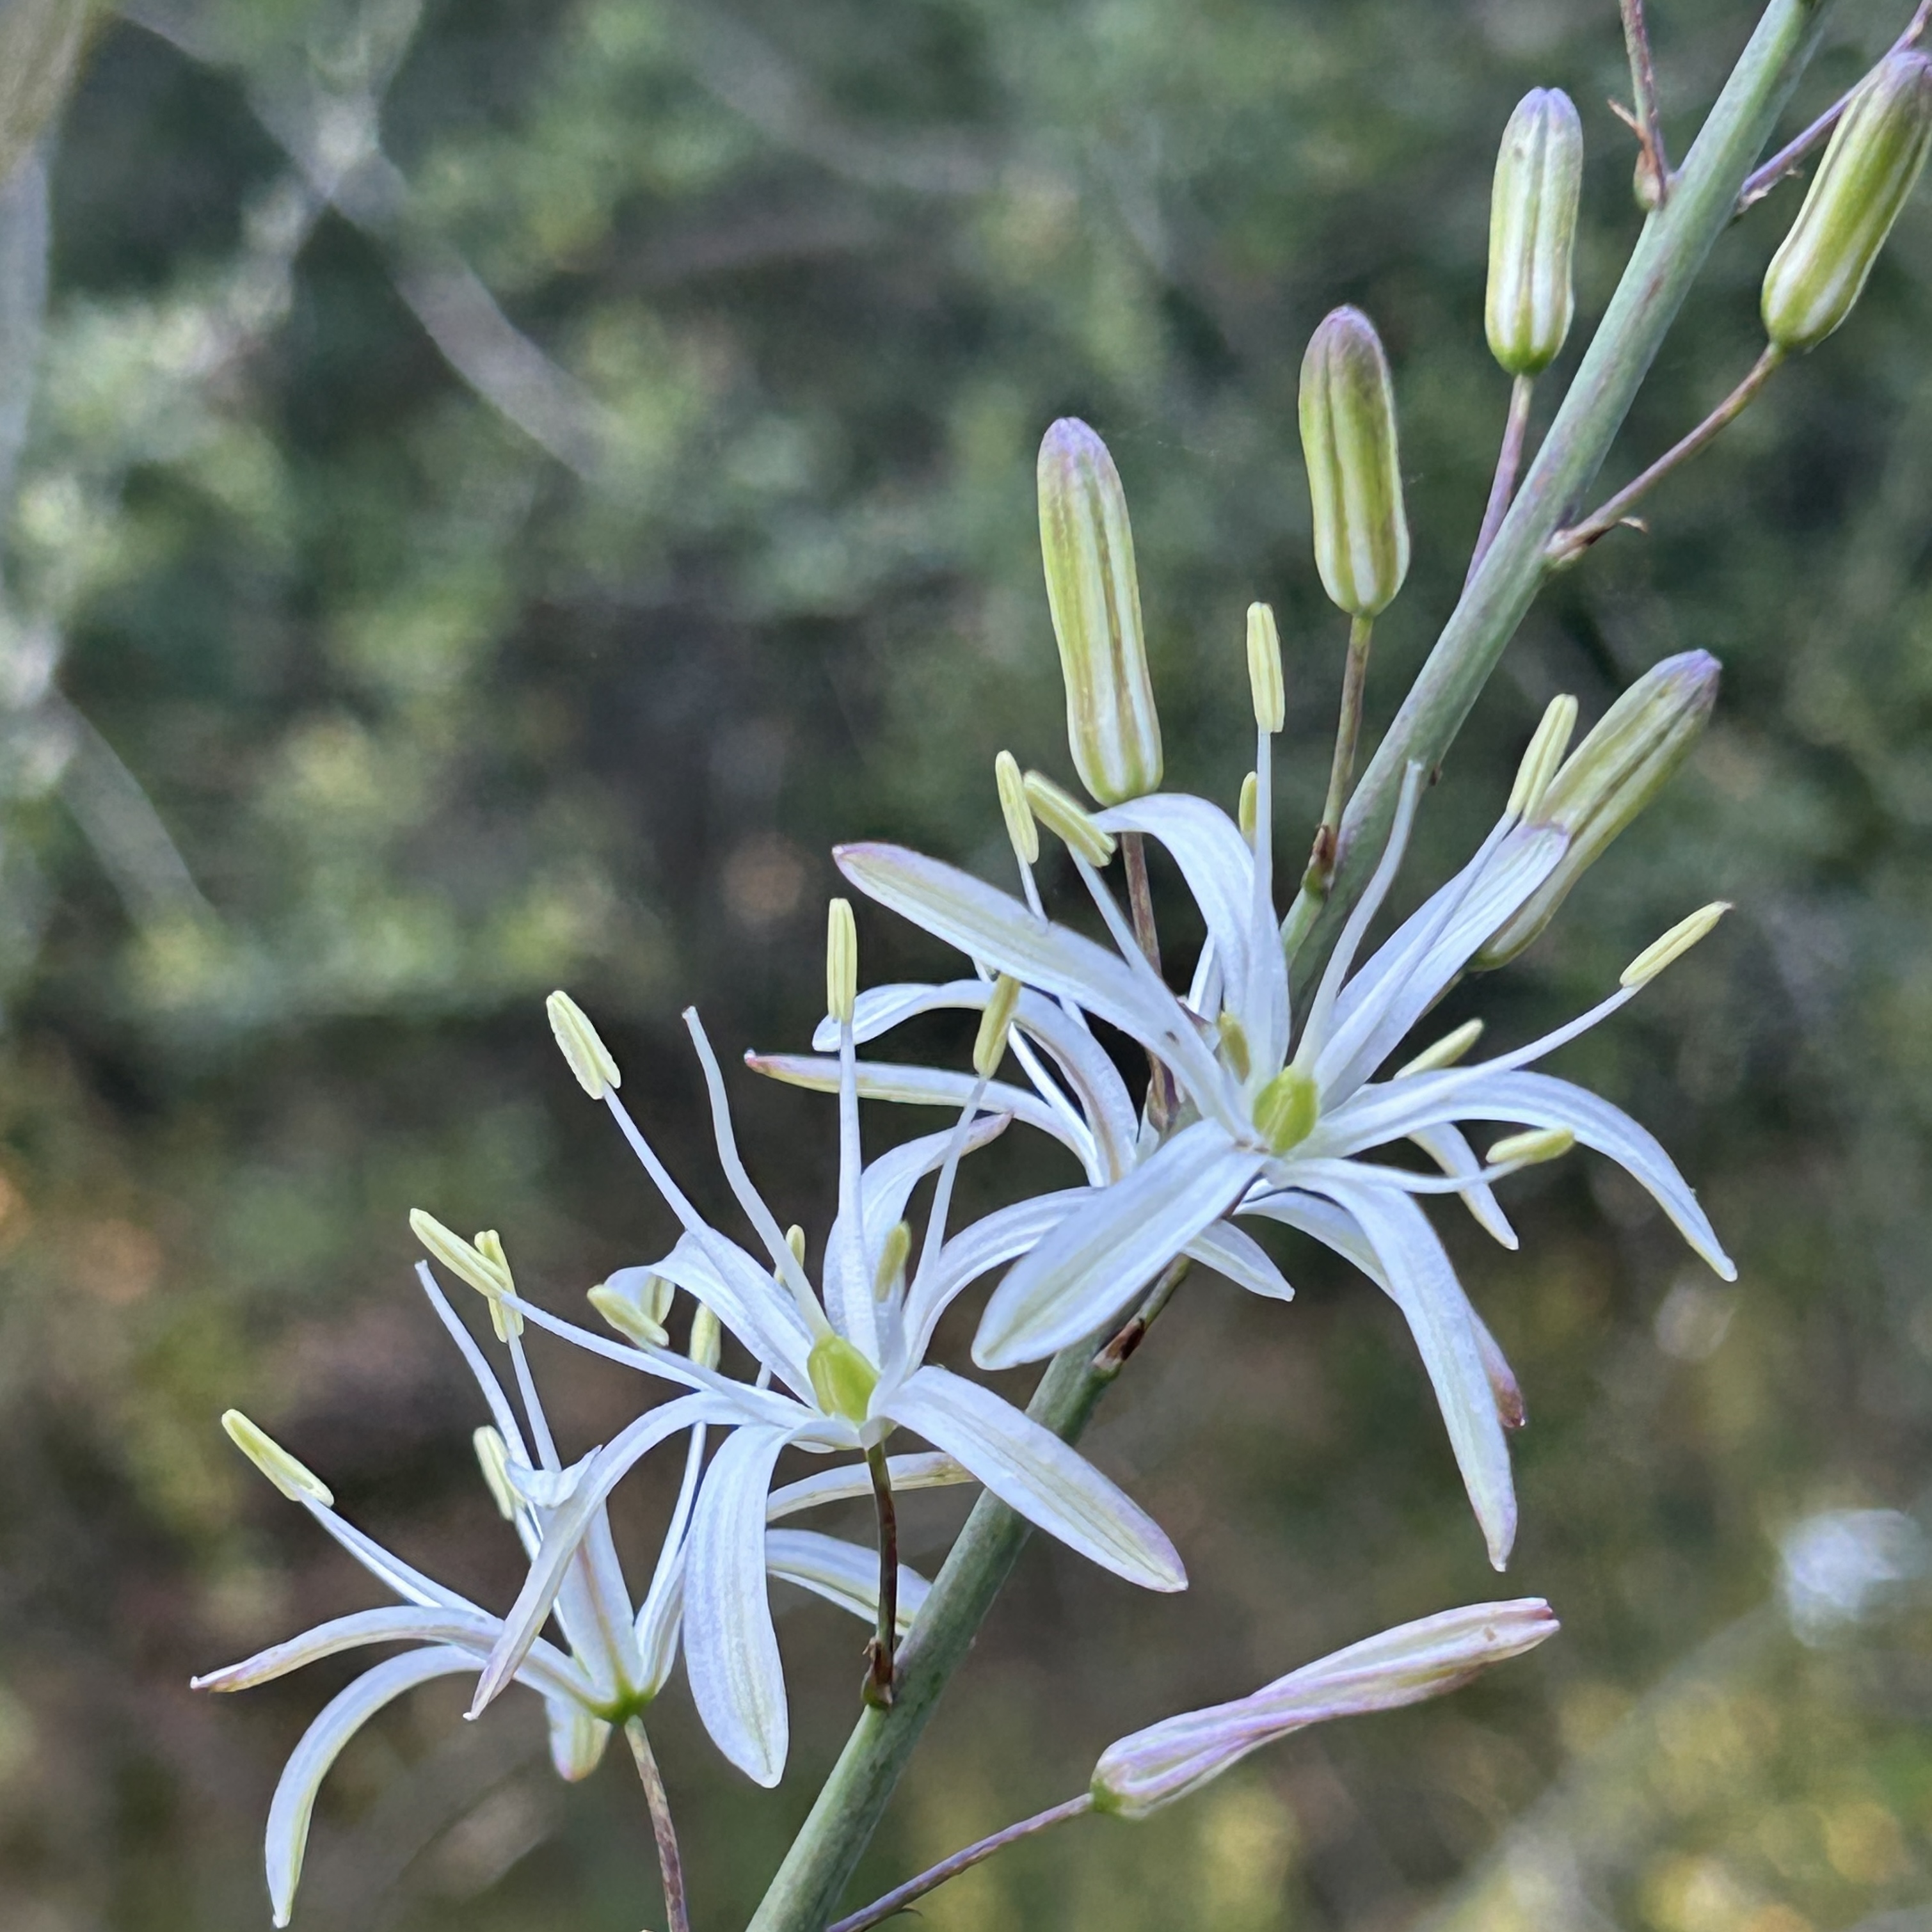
(1622, 901, 1731, 987)
(1022, 769, 1117, 866)
(1762, 51, 1932, 353)
(1299, 307, 1410, 619)
(1487, 88, 1584, 378)
(827, 899, 859, 1025)
(1247, 602, 1285, 733)
(1036, 418, 1163, 804)
(223, 1410, 333, 1506)
(994, 750, 1039, 866)
(548, 989, 621, 1098)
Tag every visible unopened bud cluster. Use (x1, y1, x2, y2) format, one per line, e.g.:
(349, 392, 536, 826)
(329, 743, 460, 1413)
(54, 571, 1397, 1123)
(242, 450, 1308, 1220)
(1486, 88, 1583, 377)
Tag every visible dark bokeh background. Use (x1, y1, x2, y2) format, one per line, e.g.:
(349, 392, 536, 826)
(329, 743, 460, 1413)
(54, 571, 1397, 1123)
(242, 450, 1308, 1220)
(4, 1, 1932, 1928)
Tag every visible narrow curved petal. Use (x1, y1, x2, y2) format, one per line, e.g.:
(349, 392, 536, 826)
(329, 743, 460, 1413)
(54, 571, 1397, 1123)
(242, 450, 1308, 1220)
(901, 1188, 1092, 1371)
(765, 1528, 931, 1633)
(1185, 1219, 1295, 1302)
(545, 1700, 612, 1781)
(1098, 794, 1288, 1069)
(266, 1646, 480, 1926)
(472, 1394, 730, 1717)
(975, 1122, 1263, 1369)
(881, 1366, 1185, 1591)
(1428, 1069, 1736, 1279)
(193, 1604, 592, 1706)
(767, 1451, 973, 1521)
(834, 842, 1229, 1114)
(1407, 1122, 1519, 1249)
(1296, 1177, 1515, 1570)
(685, 1426, 794, 1787)
(648, 1231, 818, 1396)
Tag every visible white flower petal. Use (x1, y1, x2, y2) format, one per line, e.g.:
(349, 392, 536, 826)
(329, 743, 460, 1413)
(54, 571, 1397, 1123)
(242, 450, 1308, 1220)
(765, 1451, 974, 1520)
(193, 1604, 591, 1706)
(1096, 794, 1288, 1067)
(1184, 1220, 1295, 1301)
(685, 1426, 795, 1787)
(266, 1646, 480, 1926)
(1430, 1069, 1736, 1279)
(648, 1231, 818, 1397)
(545, 1700, 612, 1782)
(765, 1528, 931, 1633)
(1406, 1122, 1519, 1249)
(834, 842, 1229, 1114)
(471, 1394, 728, 1718)
(975, 1121, 1263, 1369)
(881, 1366, 1185, 1591)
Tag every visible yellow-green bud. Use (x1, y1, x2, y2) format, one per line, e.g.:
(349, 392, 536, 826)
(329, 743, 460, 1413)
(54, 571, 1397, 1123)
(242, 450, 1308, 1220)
(1476, 651, 1719, 970)
(826, 898, 858, 1025)
(1486, 88, 1583, 378)
(1246, 602, 1284, 733)
(806, 1332, 879, 1423)
(1252, 1067, 1318, 1154)
(994, 750, 1039, 865)
(223, 1410, 333, 1506)
(1300, 307, 1409, 619)
(547, 990, 621, 1098)
(1037, 419, 1164, 804)
(1022, 769, 1117, 866)
(1763, 51, 1932, 353)
(1622, 902, 1730, 989)
(973, 973, 1023, 1078)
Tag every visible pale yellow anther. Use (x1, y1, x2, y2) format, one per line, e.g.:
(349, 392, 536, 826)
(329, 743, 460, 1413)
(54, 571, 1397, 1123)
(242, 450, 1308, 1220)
(1396, 1018, 1485, 1078)
(588, 1282, 669, 1349)
(1217, 1010, 1252, 1083)
(474, 1229, 522, 1339)
(1238, 772, 1259, 844)
(689, 1303, 723, 1371)
(973, 974, 1023, 1079)
(1022, 770, 1117, 866)
(473, 1426, 518, 1520)
(874, 1220, 913, 1302)
(826, 899, 858, 1025)
(1508, 694, 1578, 819)
(1487, 1125, 1575, 1167)
(1622, 901, 1731, 988)
(547, 990, 621, 1098)
(1247, 602, 1285, 734)
(785, 1224, 808, 1269)
(995, 751, 1039, 866)
(411, 1209, 509, 1297)
(223, 1409, 333, 1506)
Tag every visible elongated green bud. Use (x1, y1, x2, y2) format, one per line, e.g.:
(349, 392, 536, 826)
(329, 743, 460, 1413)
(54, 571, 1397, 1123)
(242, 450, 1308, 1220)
(1476, 651, 1719, 969)
(826, 898, 858, 1025)
(807, 1332, 879, 1423)
(1037, 419, 1163, 804)
(1300, 307, 1409, 619)
(1022, 769, 1117, 866)
(1486, 88, 1583, 377)
(1762, 51, 1932, 353)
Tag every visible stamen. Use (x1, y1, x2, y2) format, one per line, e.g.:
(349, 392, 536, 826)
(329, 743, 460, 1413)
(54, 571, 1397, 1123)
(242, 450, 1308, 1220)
(1247, 602, 1286, 733)
(995, 750, 1040, 866)
(588, 1281, 671, 1349)
(827, 898, 858, 1024)
(973, 974, 1023, 1078)
(689, 1304, 723, 1371)
(1507, 695, 1578, 820)
(1217, 1010, 1253, 1083)
(1238, 772, 1259, 843)
(908, 1073, 993, 1311)
(474, 1426, 519, 1521)
(1487, 1125, 1575, 1165)
(1022, 770, 1117, 866)
(874, 1221, 913, 1303)
(1396, 1018, 1484, 1077)
(222, 1410, 333, 1506)
(547, 990, 622, 1098)
(1622, 901, 1731, 987)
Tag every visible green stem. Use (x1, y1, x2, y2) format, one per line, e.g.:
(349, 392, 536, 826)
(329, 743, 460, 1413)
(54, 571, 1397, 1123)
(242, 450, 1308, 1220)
(1305, 614, 1375, 895)
(750, 9, 1840, 1928)
(1622, 0, 1673, 202)
(625, 1717, 691, 1932)
(863, 1442, 898, 1708)
(1285, 0, 1837, 1012)
(1467, 374, 1535, 586)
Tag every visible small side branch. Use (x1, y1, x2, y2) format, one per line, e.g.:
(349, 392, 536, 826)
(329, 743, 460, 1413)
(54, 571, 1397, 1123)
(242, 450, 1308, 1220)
(826, 1794, 1094, 1932)
(1304, 615, 1375, 895)
(863, 1442, 898, 1708)
(1094, 1256, 1193, 1377)
(625, 1718, 692, 1932)
(1121, 830, 1177, 1130)
(1466, 374, 1537, 586)
(1737, 0, 1932, 213)
(1548, 343, 1784, 564)
(1620, 0, 1673, 205)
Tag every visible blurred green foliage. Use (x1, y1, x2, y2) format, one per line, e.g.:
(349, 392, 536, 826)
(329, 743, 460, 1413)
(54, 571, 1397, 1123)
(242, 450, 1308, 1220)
(4, 1, 1932, 1928)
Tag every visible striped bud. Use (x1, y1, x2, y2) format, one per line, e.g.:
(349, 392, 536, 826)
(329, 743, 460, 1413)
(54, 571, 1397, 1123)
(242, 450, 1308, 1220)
(1299, 308, 1410, 618)
(1037, 419, 1163, 804)
(1762, 51, 1932, 353)
(1476, 651, 1719, 970)
(1486, 89, 1584, 377)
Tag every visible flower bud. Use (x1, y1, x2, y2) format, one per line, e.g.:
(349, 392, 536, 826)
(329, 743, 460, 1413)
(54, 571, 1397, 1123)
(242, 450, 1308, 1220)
(1037, 419, 1163, 804)
(1091, 1600, 1558, 1817)
(1299, 307, 1410, 619)
(1475, 651, 1719, 970)
(1486, 88, 1584, 377)
(1762, 51, 1932, 353)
